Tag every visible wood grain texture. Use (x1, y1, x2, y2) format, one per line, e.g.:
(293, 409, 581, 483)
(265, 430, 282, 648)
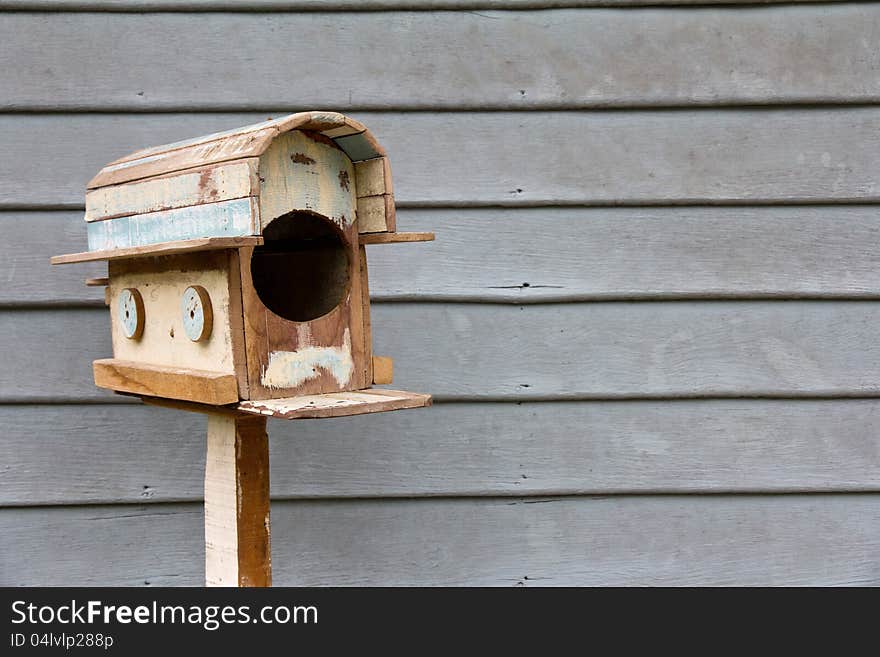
(257, 130, 356, 230)
(93, 359, 240, 405)
(359, 232, 433, 244)
(2, 6, 877, 110)
(3, 494, 879, 586)
(51, 236, 262, 264)
(7, 301, 880, 402)
(14, 206, 880, 306)
(8, 110, 880, 208)
(0, 2, 841, 10)
(99, 112, 371, 171)
(356, 195, 394, 234)
(372, 356, 393, 384)
(85, 113, 378, 190)
(237, 389, 430, 419)
(205, 414, 271, 587)
(85, 198, 256, 251)
(85, 277, 109, 287)
(3, 400, 880, 506)
(106, 252, 244, 387)
(239, 235, 364, 399)
(359, 245, 373, 386)
(368, 206, 880, 302)
(3, 212, 106, 305)
(84, 159, 258, 222)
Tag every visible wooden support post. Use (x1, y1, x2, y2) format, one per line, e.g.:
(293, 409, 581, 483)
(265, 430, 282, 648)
(204, 414, 271, 587)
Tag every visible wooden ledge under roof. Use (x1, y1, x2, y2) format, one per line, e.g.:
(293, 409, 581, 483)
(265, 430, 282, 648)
(51, 236, 264, 265)
(51, 232, 433, 265)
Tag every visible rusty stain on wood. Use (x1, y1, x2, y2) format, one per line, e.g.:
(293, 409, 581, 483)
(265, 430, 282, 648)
(290, 153, 316, 165)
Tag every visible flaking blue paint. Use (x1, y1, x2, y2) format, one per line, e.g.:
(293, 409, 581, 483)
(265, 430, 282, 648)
(87, 197, 253, 251)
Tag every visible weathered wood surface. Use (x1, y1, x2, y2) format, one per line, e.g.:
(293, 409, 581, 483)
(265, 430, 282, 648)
(204, 414, 271, 587)
(88, 113, 378, 190)
(52, 236, 263, 265)
(85, 198, 256, 251)
(4, 0, 880, 590)
(360, 232, 434, 244)
(0, 2, 841, 10)
(93, 359, 240, 405)
(6, 302, 880, 402)
(371, 356, 393, 385)
(13, 206, 880, 306)
(8, 212, 107, 305)
(257, 129, 356, 230)
(2, 494, 879, 586)
(3, 400, 880, 507)
(106, 252, 243, 384)
(84, 159, 258, 222)
(237, 389, 431, 420)
(7, 110, 880, 208)
(3, 6, 877, 110)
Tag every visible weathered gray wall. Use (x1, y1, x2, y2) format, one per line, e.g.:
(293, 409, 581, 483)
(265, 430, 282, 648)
(2, 1, 880, 586)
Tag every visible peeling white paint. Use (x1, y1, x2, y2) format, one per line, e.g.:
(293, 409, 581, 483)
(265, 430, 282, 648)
(261, 329, 353, 389)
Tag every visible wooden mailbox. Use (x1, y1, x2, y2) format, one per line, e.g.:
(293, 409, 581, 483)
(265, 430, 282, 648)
(52, 111, 433, 586)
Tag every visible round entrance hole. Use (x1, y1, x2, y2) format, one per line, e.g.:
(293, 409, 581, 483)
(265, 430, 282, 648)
(250, 212, 351, 322)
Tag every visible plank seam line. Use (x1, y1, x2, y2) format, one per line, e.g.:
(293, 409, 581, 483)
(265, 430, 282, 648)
(10, 297, 880, 309)
(0, 3, 874, 14)
(5, 100, 880, 114)
(6, 397, 880, 411)
(6, 489, 880, 514)
(7, 393, 880, 405)
(9, 293, 880, 311)
(11, 200, 880, 212)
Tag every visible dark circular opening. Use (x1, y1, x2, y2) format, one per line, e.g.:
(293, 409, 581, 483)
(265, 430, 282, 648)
(250, 211, 351, 322)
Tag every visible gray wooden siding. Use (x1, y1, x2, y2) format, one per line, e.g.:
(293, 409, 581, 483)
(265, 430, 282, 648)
(4, 496, 880, 586)
(5, 7, 878, 110)
(2, 2, 879, 586)
(0, 2, 847, 12)
(7, 110, 880, 207)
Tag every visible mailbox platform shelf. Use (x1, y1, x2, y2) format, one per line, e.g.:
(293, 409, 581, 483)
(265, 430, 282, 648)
(238, 389, 432, 419)
(140, 388, 432, 420)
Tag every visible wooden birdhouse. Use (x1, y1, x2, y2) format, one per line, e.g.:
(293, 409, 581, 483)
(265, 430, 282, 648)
(51, 111, 434, 586)
(53, 111, 433, 417)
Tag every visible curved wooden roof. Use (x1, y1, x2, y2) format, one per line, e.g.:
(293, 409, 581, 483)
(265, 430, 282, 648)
(51, 111, 434, 265)
(88, 111, 385, 189)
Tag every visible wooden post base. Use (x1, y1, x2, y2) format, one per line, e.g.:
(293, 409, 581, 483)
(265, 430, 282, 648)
(204, 414, 271, 587)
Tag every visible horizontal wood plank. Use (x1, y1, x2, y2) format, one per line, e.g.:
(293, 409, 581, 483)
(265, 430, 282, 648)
(237, 389, 432, 419)
(53, 235, 262, 264)
(2, 494, 878, 585)
(84, 159, 258, 222)
(3, 400, 880, 506)
(85, 197, 255, 251)
(1, 212, 107, 305)
(2, 6, 876, 110)
(0, 2, 840, 10)
(12, 206, 880, 305)
(5, 301, 880, 402)
(360, 231, 434, 244)
(6, 110, 880, 208)
(93, 358, 240, 405)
